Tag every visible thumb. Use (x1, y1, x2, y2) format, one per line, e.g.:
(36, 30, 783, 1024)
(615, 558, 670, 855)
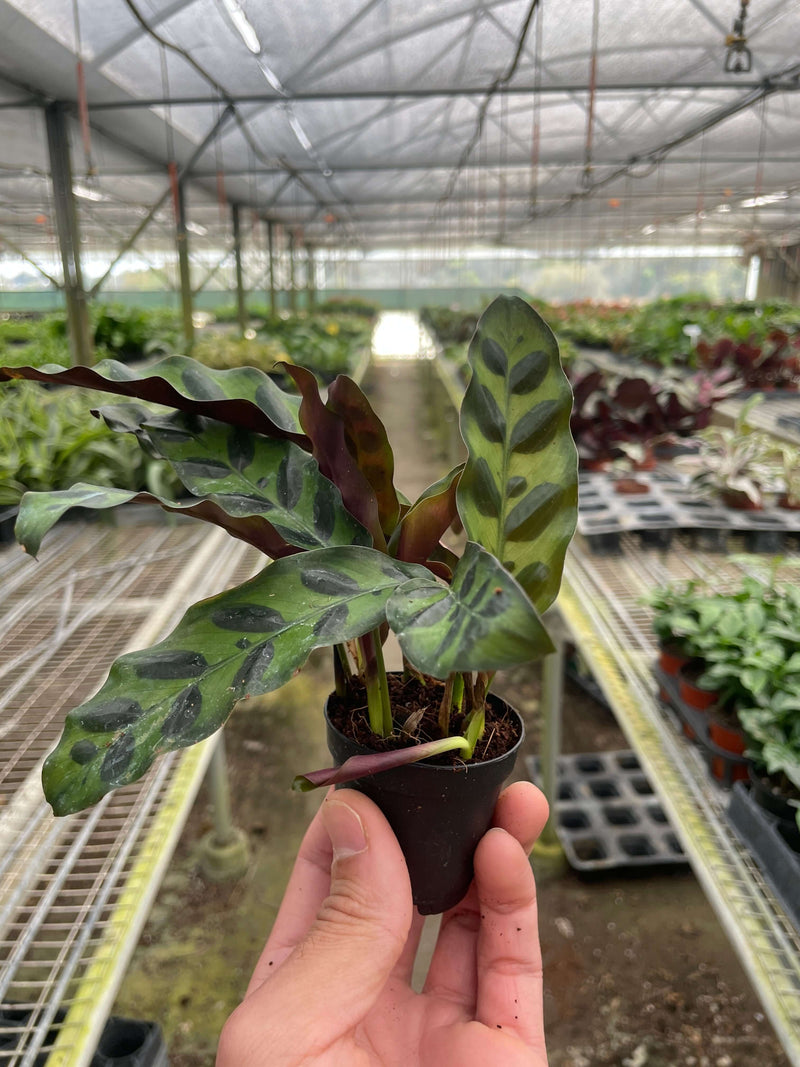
(257, 791, 413, 1039)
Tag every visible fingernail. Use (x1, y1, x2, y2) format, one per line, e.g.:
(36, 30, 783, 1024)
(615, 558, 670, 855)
(323, 799, 367, 859)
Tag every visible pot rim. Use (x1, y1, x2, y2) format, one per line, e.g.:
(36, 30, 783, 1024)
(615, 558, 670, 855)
(324, 691, 525, 773)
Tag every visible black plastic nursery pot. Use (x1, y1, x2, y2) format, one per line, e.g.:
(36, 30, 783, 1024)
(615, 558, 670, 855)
(325, 691, 524, 915)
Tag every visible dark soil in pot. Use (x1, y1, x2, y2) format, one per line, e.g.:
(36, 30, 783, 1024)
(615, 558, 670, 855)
(325, 673, 523, 914)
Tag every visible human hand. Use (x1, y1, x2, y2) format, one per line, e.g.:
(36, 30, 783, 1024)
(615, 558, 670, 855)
(217, 780, 550, 1066)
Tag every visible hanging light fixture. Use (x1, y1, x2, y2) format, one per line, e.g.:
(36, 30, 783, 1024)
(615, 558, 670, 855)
(724, 1, 752, 73)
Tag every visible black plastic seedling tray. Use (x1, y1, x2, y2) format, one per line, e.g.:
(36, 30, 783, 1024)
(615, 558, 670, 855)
(527, 750, 687, 872)
(0, 1010, 168, 1067)
(727, 783, 800, 933)
(578, 469, 800, 554)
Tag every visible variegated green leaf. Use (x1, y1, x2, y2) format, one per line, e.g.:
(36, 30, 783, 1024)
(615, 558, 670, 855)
(0, 356, 305, 442)
(386, 541, 553, 678)
(15, 483, 298, 559)
(42, 547, 430, 815)
(456, 295, 578, 613)
(96, 407, 371, 552)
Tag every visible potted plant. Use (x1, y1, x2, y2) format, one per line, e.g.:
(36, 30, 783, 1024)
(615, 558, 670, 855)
(776, 443, 800, 510)
(0, 295, 578, 914)
(675, 396, 783, 511)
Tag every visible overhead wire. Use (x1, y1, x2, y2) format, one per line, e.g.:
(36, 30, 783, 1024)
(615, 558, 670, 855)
(432, 0, 541, 224)
(526, 58, 800, 233)
(119, 0, 361, 245)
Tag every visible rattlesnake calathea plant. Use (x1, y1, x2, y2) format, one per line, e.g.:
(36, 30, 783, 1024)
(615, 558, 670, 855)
(0, 295, 578, 820)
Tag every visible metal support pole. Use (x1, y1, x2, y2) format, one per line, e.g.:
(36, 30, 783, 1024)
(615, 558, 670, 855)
(288, 230, 297, 313)
(175, 179, 194, 349)
(197, 734, 249, 881)
(306, 244, 316, 310)
(44, 102, 93, 367)
(231, 203, 247, 336)
(538, 613, 567, 851)
(266, 219, 277, 317)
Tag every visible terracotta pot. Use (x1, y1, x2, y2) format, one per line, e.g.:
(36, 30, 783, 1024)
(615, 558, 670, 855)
(778, 494, 800, 511)
(580, 457, 611, 472)
(614, 477, 649, 495)
(720, 489, 762, 511)
(632, 445, 657, 471)
(709, 713, 749, 784)
(678, 658, 719, 711)
(658, 642, 690, 678)
(325, 692, 524, 915)
(709, 717, 746, 755)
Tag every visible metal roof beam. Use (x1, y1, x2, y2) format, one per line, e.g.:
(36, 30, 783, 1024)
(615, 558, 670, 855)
(43, 152, 796, 180)
(69, 79, 799, 112)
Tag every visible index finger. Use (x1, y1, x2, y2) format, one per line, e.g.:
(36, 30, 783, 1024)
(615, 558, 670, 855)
(246, 796, 330, 995)
(473, 826, 547, 1056)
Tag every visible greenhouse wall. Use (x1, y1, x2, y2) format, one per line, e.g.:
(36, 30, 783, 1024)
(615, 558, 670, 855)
(0, 287, 528, 314)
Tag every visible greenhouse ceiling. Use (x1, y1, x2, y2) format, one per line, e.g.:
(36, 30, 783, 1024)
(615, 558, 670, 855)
(0, 0, 799, 264)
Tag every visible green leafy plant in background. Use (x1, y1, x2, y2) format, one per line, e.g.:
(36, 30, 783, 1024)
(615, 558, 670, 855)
(190, 333, 289, 374)
(0, 305, 183, 370)
(0, 383, 179, 505)
(646, 563, 800, 828)
(0, 295, 578, 817)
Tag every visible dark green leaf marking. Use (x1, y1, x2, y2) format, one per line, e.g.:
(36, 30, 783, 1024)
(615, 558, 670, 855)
(473, 386, 505, 443)
(162, 684, 203, 740)
(300, 568, 360, 595)
(70, 740, 98, 765)
(509, 401, 561, 453)
(133, 650, 208, 679)
(100, 733, 136, 783)
(181, 365, 226, 400)
(481, 337, 508, 376)
(509, 350, 548, 393)
(233, 643, 275, 692)
(211, 604, 286, 632)
(276, 450, 304, 510)
(227, 428, 255, 472)
(504, 482, 562, 541)
(313, 603, 350, 637)
(76, 698, 143, 732)
(469, 458, 502, 518)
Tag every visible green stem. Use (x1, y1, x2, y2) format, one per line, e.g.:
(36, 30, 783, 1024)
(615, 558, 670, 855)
(452, 673, 465, 714)
(361, 630, 392, 737)
(463, 705, 485, 759)
(463, 670, 493, 757)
